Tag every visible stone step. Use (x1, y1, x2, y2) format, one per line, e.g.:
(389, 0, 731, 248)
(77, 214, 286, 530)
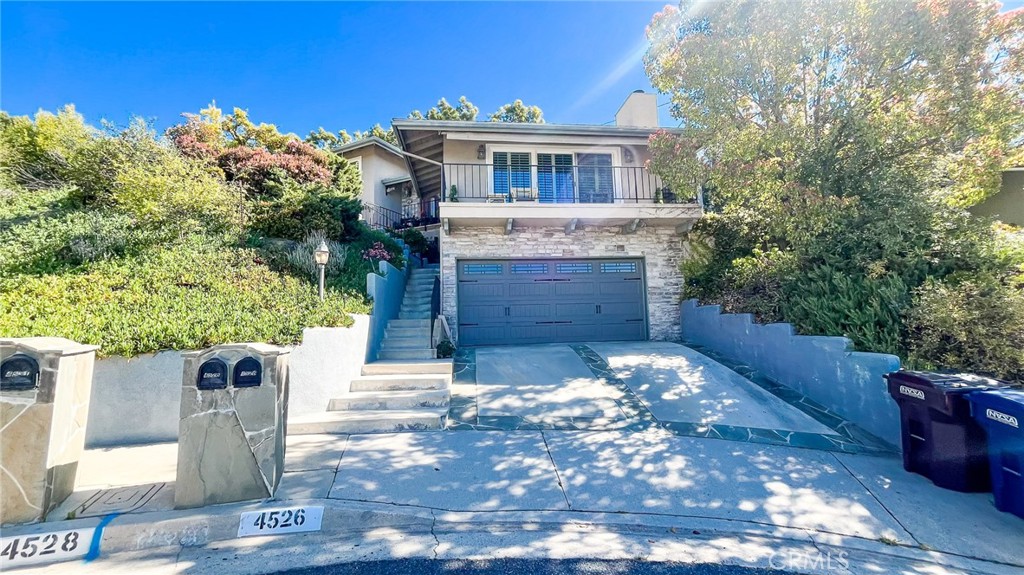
(360, 360, 453, 377)
(387, 319, 431, 328)
(381, 336, 430, 350)
(399, 311, 432, 320)
(349, 374, 450, 392)
(403, 293, 433, 302)
(386, 326, 431, 338)
(327, 389, 450, 411)
(400, 305, 432, 314)
(378, 347, 436, 360)
(288, 408, 448, 435)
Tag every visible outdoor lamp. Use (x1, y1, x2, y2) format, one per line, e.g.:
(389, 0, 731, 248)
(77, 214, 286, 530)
(314, 240, 330, 301)
(477, 145, 486, 160)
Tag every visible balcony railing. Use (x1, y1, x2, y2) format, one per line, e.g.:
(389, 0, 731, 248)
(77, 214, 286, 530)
(399, 198, 440, 228)
(442, 163, 693, 204)
(362, 203, 402, 230)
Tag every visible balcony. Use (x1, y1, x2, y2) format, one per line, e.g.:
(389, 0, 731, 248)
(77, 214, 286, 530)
(439, 163, 703, 234)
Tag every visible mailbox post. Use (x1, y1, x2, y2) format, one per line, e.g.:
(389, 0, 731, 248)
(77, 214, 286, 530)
(175, 343, 289, 509)
(1, 337, 99, 525)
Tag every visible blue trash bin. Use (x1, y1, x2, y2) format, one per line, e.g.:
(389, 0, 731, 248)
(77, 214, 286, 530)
(967, 389, 1024, 520)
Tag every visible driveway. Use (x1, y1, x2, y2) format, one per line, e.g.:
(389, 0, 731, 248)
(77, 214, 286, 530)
(453, 342, 878, 453)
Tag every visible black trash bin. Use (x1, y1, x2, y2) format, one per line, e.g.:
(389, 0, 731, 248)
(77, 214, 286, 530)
(885, 371, 1007, 492)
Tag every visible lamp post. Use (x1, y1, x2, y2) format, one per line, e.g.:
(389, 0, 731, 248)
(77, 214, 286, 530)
(314, 240, 330, 301)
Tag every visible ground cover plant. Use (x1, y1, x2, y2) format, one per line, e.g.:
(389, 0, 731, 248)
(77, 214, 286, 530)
(0, 105, 402, 357)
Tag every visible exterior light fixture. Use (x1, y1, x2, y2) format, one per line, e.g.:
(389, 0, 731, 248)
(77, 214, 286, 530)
(477, 145, 486, 160)
(623, 149, 634, 163)
(314, 240, 330, 301)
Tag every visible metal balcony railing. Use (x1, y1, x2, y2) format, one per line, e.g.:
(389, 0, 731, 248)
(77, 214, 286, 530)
(442, 163, 693, 204)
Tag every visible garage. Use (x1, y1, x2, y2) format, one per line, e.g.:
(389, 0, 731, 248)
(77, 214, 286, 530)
(456, 258, 648, 346)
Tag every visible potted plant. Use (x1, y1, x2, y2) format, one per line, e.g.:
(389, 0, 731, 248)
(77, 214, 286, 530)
(448, 185, 459, 202)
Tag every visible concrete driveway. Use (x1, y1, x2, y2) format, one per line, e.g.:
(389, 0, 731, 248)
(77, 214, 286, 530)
(456, 342, 871, 453)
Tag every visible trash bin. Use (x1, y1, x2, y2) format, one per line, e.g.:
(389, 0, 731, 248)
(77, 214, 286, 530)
(175, 343, 289, 510)
(967, 389, 1024, 519)
(885, 370, 1007, 492)
(1, 337, 99, 525)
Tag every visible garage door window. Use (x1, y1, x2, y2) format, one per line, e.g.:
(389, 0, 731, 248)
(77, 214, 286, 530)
(556, 263, 593, 273)
(510, 263, 548, 274)
(600, 262, 637, 273)
(464, 263, 502, 275)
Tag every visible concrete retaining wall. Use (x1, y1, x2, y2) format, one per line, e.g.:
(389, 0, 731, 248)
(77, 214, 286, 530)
(85, 317, 371, 448)
(364, 254, 412, 364)
(680, 299, 902, 447)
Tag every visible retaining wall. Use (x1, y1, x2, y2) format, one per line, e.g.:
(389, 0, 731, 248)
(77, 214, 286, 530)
(680, 299, 902, 447)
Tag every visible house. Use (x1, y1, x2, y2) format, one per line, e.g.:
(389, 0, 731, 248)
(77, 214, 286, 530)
(390, 91, 704, 347)
(335, 136, 439, 233)
(971, 168, 1024, 227)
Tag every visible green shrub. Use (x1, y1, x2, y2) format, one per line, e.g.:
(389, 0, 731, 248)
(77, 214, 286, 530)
(905, 275, 1024, 382)
(0, 242, 365, 357)
(248, 179, 361, 242)
(780, 265, 909, 355)
(397, 227, 429, 256)
(435, 340, 455, 359)
(283, 230, 349, 282)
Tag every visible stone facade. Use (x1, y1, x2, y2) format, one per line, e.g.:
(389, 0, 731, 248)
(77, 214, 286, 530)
(175, 344, 289, 510)
(1, 337, 98, 526)
(440, 225, 688, 344)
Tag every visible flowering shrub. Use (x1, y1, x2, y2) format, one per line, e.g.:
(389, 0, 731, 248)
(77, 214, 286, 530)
(361, 241, 393, 263)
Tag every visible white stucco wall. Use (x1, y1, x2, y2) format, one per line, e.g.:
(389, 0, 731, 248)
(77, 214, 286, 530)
(343, 146, 408, 214)
(440, 225, 688, 344)
(84, 316, 371, 447)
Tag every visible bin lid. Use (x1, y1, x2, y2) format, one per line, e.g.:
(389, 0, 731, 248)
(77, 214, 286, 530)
(967, 388, 1024, 415)
(885, 370, 1004, 392)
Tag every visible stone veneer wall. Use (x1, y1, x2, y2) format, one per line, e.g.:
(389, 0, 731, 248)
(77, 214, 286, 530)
(680, 299, 902, 448)
(440, 225, 687, 343)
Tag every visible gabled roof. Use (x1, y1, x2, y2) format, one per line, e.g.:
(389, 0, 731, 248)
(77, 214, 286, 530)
(332, 136, 405, 160)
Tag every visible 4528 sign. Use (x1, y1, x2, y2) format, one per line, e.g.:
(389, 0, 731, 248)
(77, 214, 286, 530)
(237, 506, 324, 537)
(0, 528, 94, 568)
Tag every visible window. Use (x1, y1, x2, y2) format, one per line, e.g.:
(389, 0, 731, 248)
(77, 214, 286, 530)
(463, 263, 502, 275)
(600, 262, 637, 273)
(577, 153, 614, 203)
(511, 263, 547, 274)
(493, 152, 531, 199)
(556, 263, 593, 274)
(537, 153, 575, 203)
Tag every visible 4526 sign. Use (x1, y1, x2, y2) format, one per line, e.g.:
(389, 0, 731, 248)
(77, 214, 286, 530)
(237, 506, 323, 537)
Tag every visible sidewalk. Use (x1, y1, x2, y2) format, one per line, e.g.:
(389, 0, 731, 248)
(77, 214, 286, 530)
(5, 428, 1023, 575)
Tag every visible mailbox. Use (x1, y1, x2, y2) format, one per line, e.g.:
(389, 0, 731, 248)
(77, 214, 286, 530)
(0, 354, 39, 392)
(196, 358, 228, 390)
(232, 357, 262, 388)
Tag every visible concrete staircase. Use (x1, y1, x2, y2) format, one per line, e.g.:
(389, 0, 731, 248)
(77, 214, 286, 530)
(289, 265, 452, 435)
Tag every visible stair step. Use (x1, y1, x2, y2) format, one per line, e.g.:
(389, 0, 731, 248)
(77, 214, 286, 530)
(328, 389, 450, 411)
(386, 327, 430, 338)
(288, 409, 448, 435)
(382, 337, 430, 350)
(387, 319, 431, 328)
(360, 360, 453, 377)
(399, 311, 432, 320)
(349, 374, 450, 391)
(379, 348, 436, 360)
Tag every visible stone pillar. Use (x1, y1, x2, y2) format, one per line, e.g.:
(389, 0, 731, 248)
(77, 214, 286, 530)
(175, 344, 289, 510)
(1, 337, 99, 526)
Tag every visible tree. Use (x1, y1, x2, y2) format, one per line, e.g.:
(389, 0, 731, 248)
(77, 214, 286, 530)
(489, 100, 544, 123)
(409, 97, 479, 121)
(643, 0, 1024, 371)
(350, 123, 398, 145)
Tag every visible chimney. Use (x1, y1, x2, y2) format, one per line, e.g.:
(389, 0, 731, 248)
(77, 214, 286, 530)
(615, 90, 658, 128)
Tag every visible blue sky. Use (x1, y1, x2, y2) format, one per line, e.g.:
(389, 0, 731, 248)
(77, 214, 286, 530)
(1, 1, 670, 135)
(3, 1, 1022, 137)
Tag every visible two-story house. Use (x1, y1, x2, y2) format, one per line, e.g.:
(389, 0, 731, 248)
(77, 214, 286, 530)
(391, 91, 703, 347)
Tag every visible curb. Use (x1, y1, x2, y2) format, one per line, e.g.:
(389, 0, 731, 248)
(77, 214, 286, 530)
(3, 498, 1022, 575)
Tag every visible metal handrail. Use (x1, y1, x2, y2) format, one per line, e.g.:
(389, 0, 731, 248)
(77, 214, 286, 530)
(361, 202, 402, 230)
(429, 275, 441, 347)
(441, 163, 692, 204)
